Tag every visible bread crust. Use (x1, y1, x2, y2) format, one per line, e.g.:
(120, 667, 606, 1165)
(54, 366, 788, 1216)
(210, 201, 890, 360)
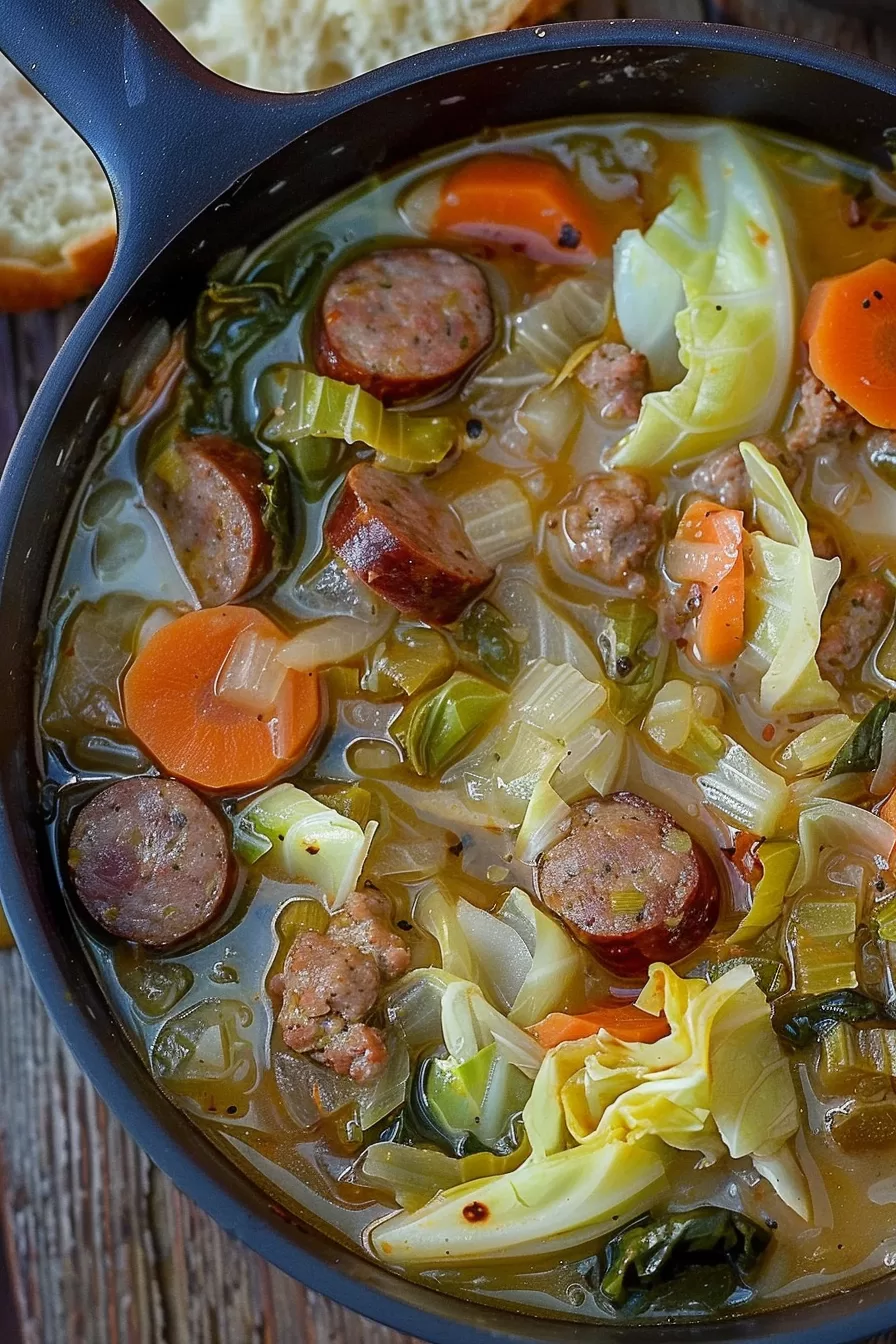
(512, 0, 571, 24)
(0, 224, 117, 313)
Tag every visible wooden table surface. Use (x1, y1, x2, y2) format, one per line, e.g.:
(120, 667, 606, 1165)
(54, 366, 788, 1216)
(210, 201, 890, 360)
(3, 2, 896, 1341)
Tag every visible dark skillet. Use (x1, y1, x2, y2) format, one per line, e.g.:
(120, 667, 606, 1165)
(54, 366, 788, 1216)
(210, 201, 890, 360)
(1, 3, 896, 1341)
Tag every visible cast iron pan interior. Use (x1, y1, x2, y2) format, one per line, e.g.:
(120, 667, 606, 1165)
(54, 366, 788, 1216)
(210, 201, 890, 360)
(2, 7, 896, 1342)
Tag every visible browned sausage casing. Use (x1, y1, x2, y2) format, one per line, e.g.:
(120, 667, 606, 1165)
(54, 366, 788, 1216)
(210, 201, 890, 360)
(145, 435, 273, 607)
(69, 777, 232, 947)
(315, 247, 494, 404)
(536, 791, 720, 976)
(324, 462, 493, 625)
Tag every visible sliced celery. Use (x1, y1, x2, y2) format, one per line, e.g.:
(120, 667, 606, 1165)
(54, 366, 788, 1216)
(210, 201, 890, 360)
(726, 840, 800, 946)
(698, 738, 788, 837)
(819, 1021, 896, 1098)
(259, 365, 456, 469)
(790, 898, 858, 995)
(777, 715, 858, 777)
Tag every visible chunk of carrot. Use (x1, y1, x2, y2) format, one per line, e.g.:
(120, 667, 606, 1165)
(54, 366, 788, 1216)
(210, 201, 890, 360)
(432, 153, 607, 264)
(801, 257, 896, 428)
(673, 500, 745, 668)
(123, 605, 321, 793)
(529, 1005, 670, 1049)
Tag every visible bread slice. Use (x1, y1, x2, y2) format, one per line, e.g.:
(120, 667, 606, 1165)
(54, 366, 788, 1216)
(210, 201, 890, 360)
(0, 59, 117, 312)
(146, 0, 569, 93)
(0, 0, 568, 311)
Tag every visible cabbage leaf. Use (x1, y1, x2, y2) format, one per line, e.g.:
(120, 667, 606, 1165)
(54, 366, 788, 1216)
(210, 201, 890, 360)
(613, 228, 685, 390)
(740, 442, 841, 714)
(612, 129, 794, 470)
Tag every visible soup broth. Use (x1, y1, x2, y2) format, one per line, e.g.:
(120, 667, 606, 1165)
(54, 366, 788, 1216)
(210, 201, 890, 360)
(37, 116, 896, 1321)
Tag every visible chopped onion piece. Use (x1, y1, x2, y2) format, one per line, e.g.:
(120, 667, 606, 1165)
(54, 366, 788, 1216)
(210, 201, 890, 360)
(790, 799, 896, 896)
(515, 381, 582, 458)
(453, 479, 533, 566)
(217, 628, 288, 714)
(515, 779, 571, 863)
(513, 269, 612, 374)
(509, 657, 606, 742)
(278, 609, 394, 671)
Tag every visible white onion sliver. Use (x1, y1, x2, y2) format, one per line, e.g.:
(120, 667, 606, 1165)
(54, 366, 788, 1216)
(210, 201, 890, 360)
(217, 628, 287, 713)
(456, 900, 532, 1013)
(872, 714, 896, 797)
(453, 479, 533, 566)
(278, 610, 394, 671)
(136, 605, 178, 653)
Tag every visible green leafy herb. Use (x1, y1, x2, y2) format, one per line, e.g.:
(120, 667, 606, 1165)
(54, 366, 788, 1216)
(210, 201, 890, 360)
(773, 989, 890, 1049)
(185, 241, 331, 441)
(399, 672, 506, 776)
(596, 1207, 771, 1314)
(597, 599, 667, 726)
(828, 698, 896, 778)
(457, 601, 521, 685)
(708, 956, 788, 999)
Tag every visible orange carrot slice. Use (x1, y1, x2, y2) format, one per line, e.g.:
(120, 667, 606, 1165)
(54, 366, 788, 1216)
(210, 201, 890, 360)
(801, 257, 896, 428)
(529, 1005, 670, 1049)
(671, 500, 745, 668)
(433, 154, 607, 264)
(123, 605, 321, 793)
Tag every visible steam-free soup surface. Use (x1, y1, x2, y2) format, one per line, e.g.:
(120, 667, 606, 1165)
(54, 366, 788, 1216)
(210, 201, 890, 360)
(38, 116, 896, 1321)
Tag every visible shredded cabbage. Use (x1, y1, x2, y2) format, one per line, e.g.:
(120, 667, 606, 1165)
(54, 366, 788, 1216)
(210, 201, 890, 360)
(259, 365, 456, 470)
(612, 129, 794, 470)
(233, 783, 377, 909)
(698, 737, 788, 836)
(515, 779, 571, 863)
(492, 567, 605, 682)
(613, 227, 685, 390)
(554, 719, 625, 801)
(362, 1140, 528, 1213)
(741, 442, 841, 714)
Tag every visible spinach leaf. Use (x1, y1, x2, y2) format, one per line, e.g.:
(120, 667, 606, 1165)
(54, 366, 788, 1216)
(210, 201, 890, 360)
(457, 602, 521, 686)
(828, 698, 896, 778)
(596, 1206, 771, 1314)
(773, 989, 890, 1048)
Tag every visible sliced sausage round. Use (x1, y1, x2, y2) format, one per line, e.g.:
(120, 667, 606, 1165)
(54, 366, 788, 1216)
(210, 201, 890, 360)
(315, 247, 494, 404)
(68, 776, 232, 947)
(324, 462, 493, 625)
(145, 435, 273, 607)
(535, 791, 720, 976)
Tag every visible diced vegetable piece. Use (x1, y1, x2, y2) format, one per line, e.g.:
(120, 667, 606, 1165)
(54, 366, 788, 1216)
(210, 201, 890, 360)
(314, 783, 372, 827)
(790, 799, 895, 894)
(819, 1021, 896, 1096)
(259, 366, 456, 471)
(597, 600, 666, 726)
(440, 978, 546, 1079)
(514, 779, 571, 864)
(233, 783, 377, 909)
(643, 680, 725, 772)
(277, 609, 394, 671)
(493, 568, 604, 682)
(400, 673, 506, 776)
(801, 258, 896, 428)
(500, 887, 584, 1028)
(831, 1100, 896, 1150)
(597, 1207, 771, 1313)
(777, 715, 858, 776)
(613, 129, 794, 470)
(790, 899, 859, 995)
(365, 626, 455, 697)
(510, 657, 607, 742)
(489, 723, 568, 825)
(457, 601, 521, 686)
(554, 720, 625, 801)
(453, 479, 533, 567)
(773, 989, 888, 1048)
(433, 154, 608, 265)
(828, 698, 896, 778)
(529, 1006, 670, 1049)
(216, 628, 287, 714)
(671, 502, 745, 666)
(725, 840, 800, 946)
(698, 738, 788, 836)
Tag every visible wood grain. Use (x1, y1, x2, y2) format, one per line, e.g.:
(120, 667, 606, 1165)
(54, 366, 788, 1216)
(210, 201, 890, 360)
(2, 3, 896, 1341)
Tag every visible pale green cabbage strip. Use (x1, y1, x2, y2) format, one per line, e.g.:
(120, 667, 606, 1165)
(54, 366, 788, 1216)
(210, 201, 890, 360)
(612, 129, 794, 470)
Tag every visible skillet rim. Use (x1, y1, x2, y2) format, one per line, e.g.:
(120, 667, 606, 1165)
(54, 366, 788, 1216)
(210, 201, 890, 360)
(3, 17, 896, 1343)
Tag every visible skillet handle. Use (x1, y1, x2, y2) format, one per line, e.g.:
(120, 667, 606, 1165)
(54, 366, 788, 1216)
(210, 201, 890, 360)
(0, 0, 314, 265)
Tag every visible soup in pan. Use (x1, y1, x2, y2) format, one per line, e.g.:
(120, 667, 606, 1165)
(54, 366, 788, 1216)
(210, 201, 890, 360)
(38, 116, 896, 1320)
